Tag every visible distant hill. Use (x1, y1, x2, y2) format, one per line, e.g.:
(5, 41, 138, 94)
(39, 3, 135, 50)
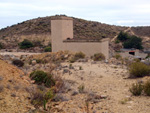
(0, 15, 150, 49)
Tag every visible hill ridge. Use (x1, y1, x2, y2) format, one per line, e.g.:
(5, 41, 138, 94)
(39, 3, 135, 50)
(0, 15, 150, 49)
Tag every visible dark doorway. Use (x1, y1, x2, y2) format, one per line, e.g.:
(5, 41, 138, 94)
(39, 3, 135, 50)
(129, 51, 135, 55)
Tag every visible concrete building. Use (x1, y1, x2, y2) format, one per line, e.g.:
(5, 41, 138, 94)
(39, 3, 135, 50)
(51, 16, 110, 59)
(120, 48, 147, 59)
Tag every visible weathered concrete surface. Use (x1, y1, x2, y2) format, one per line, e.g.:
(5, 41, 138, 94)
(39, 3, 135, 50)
(51, 16, 110, 59)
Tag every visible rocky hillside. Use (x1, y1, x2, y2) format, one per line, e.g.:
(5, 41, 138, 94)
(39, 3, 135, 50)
(0, 15, 150, 49)
(0, 15, 127, 49)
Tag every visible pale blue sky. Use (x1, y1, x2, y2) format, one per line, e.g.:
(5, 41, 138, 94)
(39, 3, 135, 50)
(0, 0, 150, 29)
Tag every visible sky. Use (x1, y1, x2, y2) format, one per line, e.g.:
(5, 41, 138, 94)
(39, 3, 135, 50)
(0, 0, 150, 29)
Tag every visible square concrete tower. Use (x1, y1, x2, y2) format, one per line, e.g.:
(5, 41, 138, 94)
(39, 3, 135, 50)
(51, 16, 73, 52)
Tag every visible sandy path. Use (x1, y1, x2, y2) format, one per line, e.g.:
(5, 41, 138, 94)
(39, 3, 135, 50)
(0, 52, 41, 56)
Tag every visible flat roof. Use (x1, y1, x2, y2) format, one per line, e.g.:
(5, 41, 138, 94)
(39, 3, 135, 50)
(51, 16, 73, 20)
(63, 38, 109, 42)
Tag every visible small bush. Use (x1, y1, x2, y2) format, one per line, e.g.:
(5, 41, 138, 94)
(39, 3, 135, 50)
(44, 89, 55, 102)
(31, 90, 44, 107)
(30, 70, 55, 88)
(114, 54, 122, 60)
(78, 84, 85, 93)
(44, 46, 51, 52)
(44, 75, 55, 88)
(74, 52, 85, 59)
(69, 52, 85, 63)
(19, 39, 34, 49)
(119, 97, 131, 104)
(53, 76, 70, 93)
(12, 59, 24, 67)
(144, 80, 150, 96)
(92, 53, 105, 61)
(30, 70, 47, 84)
(79, 66, 83, 70)
(69, 57, 76, 63)
(129, 62, 150, 77)
(129, 83, 143, 96)
(31, 89, 54, 109)
(36, 59, 48, 64)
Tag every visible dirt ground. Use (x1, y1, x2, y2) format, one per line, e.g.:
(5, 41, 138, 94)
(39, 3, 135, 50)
(0, 52, 150, 113)
(51, 61, 150, 113)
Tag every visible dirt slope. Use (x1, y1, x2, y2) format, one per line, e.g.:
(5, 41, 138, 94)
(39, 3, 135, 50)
(0, 59, 34, 113)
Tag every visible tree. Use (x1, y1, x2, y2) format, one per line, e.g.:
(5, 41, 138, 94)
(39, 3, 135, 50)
(123, 35, 143, 49)
(117, 31, 129, 41)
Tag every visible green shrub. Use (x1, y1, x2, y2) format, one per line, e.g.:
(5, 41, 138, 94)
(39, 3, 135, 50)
(30, 70, 55, 88)
(31, 90, 44, 107)
(119, 98, 131, 104)
(78, 84, 85, 93)
(44, 75, 55, 88)
(44, 46, 51, 52)
(30, 70, 47, 84)
(31, 89, 54, 109)
(74, 52, 85, 59)
(69, 57, 76, 63)
(12, 59, 24, 67)
(144, 80, 150, 96)
(79, 66, 83, 70)
(117, 31, 143, 49)
(129, 83, 143, 96)
(69, 52, 85, 63)
(43, 89, 55, 110)
(129, 62, 150, 77)
(35, 59, 48, 64)
(44, 89, 55, 102)
(114, 54, 122, 60)
(92, 53, 105, 61)
(19, 39, 34, 49)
